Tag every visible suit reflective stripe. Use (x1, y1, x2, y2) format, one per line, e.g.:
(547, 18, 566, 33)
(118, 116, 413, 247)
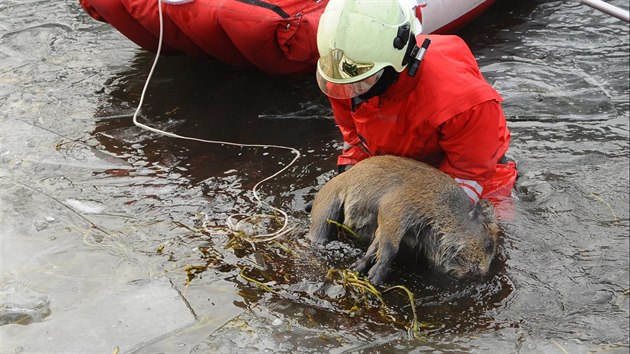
(459, 184, 480, 203)
(456, 177, 483, 204)
(455, 178, 483, 195)
(342, 138, 371, 155)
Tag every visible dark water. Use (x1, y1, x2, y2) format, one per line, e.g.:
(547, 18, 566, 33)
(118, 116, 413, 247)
(1, 0, 628, 352)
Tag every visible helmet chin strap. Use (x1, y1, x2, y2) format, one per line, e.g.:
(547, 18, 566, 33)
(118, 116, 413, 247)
(351, 67, 400, 110)
(357, 66, 400, 101)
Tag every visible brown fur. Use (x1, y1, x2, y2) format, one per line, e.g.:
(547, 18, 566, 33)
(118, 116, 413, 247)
(308, 155, 501, 285)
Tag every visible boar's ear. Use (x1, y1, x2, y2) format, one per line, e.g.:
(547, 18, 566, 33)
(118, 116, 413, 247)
(469, 199, 496, 224)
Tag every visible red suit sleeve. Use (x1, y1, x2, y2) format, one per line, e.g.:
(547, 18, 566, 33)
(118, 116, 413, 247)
(438, 99, 510, 202)
(329, 98, 371, 167)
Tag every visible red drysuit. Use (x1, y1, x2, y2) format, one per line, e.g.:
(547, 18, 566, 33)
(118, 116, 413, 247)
(328, 34, 517, 205)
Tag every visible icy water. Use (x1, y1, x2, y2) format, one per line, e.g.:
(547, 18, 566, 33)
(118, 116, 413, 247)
(1, 0, 628, 353)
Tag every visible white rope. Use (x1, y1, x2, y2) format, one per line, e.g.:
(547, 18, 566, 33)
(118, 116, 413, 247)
(130, 0, 301, 242)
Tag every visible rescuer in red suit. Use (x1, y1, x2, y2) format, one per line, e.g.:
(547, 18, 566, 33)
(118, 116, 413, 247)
(315, 0, 517, 208)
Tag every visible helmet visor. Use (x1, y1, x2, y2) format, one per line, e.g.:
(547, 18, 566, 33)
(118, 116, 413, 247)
(316, 66, 384, 99)
(318, 48, 376, 80)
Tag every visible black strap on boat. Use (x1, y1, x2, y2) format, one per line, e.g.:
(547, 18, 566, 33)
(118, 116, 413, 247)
(235, 0, 289, 19)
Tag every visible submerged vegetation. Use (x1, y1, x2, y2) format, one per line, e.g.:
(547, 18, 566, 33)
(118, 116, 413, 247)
(174, 214, 431, 336)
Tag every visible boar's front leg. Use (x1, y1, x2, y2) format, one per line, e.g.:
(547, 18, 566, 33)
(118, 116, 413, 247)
(350, 238, 379, 274)
(365, 213, 406, 285)
(351, 226, 403, 285)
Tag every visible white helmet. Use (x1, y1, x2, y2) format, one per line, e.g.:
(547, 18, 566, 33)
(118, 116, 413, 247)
(316, 0, 423, 99)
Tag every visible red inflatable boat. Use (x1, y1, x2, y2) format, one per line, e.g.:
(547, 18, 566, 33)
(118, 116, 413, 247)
(79, 0, 495, 75)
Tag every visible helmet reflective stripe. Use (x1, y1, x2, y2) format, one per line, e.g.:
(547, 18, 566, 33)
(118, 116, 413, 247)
(316, 0, 422, 97)
(455, 178, 483, 203)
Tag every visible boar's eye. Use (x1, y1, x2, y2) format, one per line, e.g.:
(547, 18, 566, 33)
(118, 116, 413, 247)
(483, 238, 494, 254)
